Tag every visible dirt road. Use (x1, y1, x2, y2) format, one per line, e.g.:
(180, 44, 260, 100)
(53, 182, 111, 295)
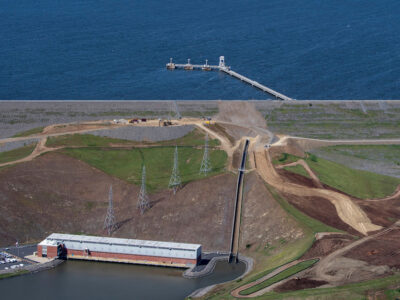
(0, 137, 62, 168)
(314, 221, 400, 283)
(253, 146, 382, 235)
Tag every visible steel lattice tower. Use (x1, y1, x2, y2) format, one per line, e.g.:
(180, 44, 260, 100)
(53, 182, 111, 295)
(169, 146, 181, 194)
(200, 133, 212, 175)
(137, 165, 151, 214)
(104, 185, 117, 236)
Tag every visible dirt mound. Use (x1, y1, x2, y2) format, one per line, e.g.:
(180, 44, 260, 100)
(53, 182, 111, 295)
(0, 152, 236, 250)
(356, 199, 400, 228)
(239, 172, 304, 252)
(216, 101, 266, 129)
(345, 229, 400, 269)
(302, 235, 353, 259)
(276, 169, 319, 189)
(274, 278, 328, 292)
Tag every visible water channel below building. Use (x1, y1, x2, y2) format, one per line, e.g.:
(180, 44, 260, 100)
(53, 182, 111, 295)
(0, 259, 246, 299)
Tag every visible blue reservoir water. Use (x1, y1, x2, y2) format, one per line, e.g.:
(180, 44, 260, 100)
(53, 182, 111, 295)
(0, 0, 399, 100)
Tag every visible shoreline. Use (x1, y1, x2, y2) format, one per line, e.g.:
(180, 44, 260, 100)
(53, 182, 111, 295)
(0, 259, 64, 280)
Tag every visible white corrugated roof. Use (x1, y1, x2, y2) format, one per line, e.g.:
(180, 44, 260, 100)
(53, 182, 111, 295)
(45, 233, 201, 250)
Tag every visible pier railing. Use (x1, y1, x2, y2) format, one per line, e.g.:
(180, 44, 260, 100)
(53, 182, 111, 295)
(166, 57, 293, 101)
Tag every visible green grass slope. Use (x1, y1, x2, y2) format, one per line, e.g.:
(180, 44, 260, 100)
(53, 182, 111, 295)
(0, 144, 36, 164)
(46, 128, 220, 148)
(240, 259, 319, 295)
(305, 154, 400, 199)
(61, 146, 227, 192)
(274, 152, 400, 199)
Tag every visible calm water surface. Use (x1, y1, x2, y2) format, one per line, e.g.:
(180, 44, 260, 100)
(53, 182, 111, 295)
(0, 260, 245, 299)
(0, 0, 399, 100)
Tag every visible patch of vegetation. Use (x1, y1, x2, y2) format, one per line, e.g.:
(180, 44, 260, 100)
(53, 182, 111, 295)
(273, 153, 300, 165)
(240, 259, 319, 295)
(304, 153, 400, 199)
(316, 144, 400, 166)
(277, 152, 400, 199)
(283, 164, 310, 178)
(61, 146, 227, 192)
(0, 144, 36, 164)
(12, 126, 44, 137)
(46, 134, 133, 148)
(0, 270, 30, 280)
(46, 128, 220, 148)
(239, 234, 316, 288)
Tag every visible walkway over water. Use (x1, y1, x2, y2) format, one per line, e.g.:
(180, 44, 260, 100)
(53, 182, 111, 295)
(166, 56, 293, 101)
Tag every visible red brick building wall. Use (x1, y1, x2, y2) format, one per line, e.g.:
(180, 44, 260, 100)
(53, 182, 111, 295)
(47, 246, 58, 258)
(66, 249, 197, 265)
(37, 245, 42, 257)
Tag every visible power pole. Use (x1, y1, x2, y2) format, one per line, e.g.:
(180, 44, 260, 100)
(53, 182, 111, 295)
(104, 185, 117, 236)
(137, 165, 150, 214)
(200, 133, 212, 175)
(169, 146, 181, 194)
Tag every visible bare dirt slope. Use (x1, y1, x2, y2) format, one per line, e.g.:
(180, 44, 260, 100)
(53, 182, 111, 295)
(239, 171, 304, 251)
(0, 152, 235, 250)
(216, 101, 267, 129)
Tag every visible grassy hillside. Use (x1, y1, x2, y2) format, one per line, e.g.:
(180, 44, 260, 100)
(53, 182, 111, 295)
(61, 146, 227, 192)
(46, 128, 220, 148)
(46, 133, 132, 148)
(240, 259, 319, 295)
(0, 144, 36, 164)
(283, 165, 310, 178)
(273, 152, 400, 199)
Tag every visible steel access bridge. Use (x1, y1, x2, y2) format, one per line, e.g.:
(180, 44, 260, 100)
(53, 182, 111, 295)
(166, 56, 293, 101)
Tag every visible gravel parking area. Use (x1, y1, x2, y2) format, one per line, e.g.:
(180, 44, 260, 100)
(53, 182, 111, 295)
(0, 139, 38, 153)
(90, 125, 194, 142)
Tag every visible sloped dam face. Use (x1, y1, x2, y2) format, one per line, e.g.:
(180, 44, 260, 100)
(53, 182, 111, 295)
(0, 260, 245, 299)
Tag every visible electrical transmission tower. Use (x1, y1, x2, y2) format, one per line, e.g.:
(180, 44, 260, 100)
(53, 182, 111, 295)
(200, 133, 212, 175)
(169, 146, 181, 194)
(104, 185, 117, 236)
(137, 165, 151, 214)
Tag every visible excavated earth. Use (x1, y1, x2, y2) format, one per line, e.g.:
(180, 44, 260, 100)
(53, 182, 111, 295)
(345, 229, 400, 269)
(301, 234, 354, 259)
(274, 278, 328, 292)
